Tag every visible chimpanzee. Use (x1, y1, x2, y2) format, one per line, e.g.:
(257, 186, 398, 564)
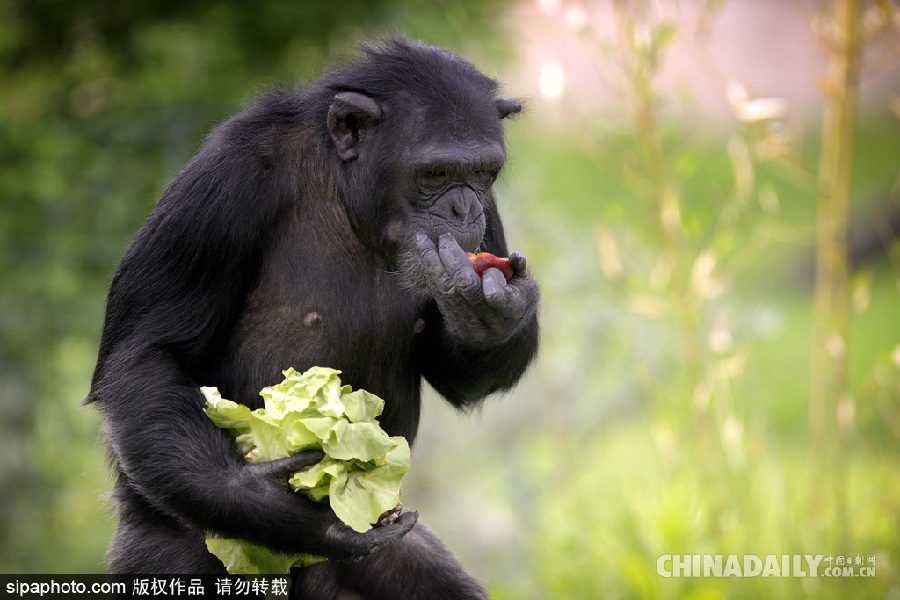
(85, 38, 539, 599)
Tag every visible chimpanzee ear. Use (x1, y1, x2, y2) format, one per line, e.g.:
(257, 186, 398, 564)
(327, 92, 382, 162)
(495, 98, 523, 119)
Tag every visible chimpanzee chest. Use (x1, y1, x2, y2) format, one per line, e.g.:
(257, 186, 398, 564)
(210, 205, 432, 440)
(217, 253, 429, 438)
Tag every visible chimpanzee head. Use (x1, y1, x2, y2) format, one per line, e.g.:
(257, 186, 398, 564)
(322, 39, 521, 258)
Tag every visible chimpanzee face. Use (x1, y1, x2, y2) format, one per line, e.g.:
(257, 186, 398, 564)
(399, 140, 505, 253)
(327, 90, 516, 257)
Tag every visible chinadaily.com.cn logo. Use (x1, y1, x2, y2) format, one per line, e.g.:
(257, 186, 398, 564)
(657, 554, 876, 578)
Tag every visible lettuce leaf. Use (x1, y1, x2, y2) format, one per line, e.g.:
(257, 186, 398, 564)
(201, 367, 410, 574)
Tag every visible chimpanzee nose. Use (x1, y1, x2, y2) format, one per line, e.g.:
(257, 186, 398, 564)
(448, 187, 481, 222)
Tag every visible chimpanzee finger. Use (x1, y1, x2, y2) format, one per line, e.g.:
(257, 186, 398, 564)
(437, 234, 481, 300)
(508, 252, 527, 277)
(481, 268, 509, 306)
(254, 450, 325, 478)
(326, 510, 419, 562)
(415, 232, 454, 293)
(435, 234, 468, 269)
(484, 272, 538, 321)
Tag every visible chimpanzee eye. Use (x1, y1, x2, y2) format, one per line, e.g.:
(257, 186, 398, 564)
(472, 170, 497, 188)
(418, 169, 448, 188)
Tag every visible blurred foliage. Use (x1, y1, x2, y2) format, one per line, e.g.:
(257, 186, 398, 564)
(479, 1, 900, 598)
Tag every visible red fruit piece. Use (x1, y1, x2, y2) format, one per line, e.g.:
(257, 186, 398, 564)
(465, 252, 514, 281)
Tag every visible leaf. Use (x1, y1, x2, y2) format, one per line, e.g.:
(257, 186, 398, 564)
(260, 366, 340, 418)
(206, 538, 298, 575)
(300, 416, 341, 440)
(320, 437, 410, 533)
(323, 422, 395, 461)
(289, 457, 348, 502)
(202, 367, 411, 573)
(206, 538, 326, 574)
(342, 389, 384, 423)
(283, 414, 320, 451)
(201, 387, 254, 432)
(312, 377, 346, 418)
(243, 416, 290, 463)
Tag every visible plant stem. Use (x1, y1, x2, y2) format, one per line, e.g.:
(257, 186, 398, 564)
(613, 0, 711, 472)
(810, 0, 860, 550)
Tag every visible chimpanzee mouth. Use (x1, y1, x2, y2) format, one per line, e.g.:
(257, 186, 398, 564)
(443, 218, 485, 254)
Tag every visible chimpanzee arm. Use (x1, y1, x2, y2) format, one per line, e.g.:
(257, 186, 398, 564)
(317, 521, 490, 599)
(421, 302, 539, 408)
(418, 201, 540, 408)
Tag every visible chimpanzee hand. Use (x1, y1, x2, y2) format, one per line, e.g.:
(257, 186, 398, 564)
(414, 232, 539, 348)
(238, 450, 418, 561)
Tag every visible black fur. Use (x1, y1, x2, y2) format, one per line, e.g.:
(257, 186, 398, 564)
(86, 39, 538, 599)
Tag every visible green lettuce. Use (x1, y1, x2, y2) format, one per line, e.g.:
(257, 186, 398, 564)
(200, 366, 410, 574)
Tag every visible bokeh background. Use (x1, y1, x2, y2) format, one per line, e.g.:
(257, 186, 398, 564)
(1, 0, 899, 598)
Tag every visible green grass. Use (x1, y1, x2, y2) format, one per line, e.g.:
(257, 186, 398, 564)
(515, 421, 898, 599)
